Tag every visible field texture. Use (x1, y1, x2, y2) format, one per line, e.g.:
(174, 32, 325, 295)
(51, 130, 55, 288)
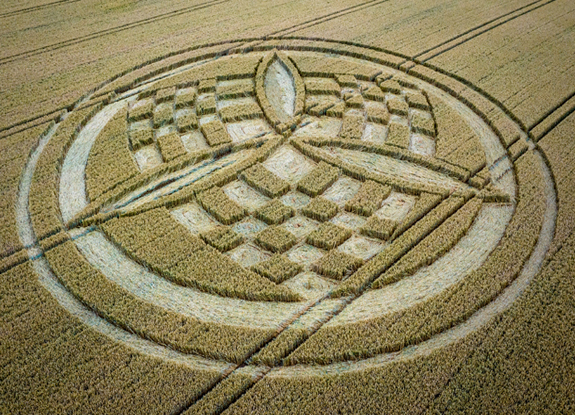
(1, 1, 574, 414)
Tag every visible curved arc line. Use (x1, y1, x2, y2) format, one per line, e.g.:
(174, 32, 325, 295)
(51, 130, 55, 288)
(255, 50, 305, 134)
(271, 148, 556, 375)
(11, 40, 556, 382)
(14, 113, 232, 372)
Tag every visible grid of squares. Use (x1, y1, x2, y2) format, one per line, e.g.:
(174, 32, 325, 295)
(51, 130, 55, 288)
(299, 73, 438, 158)
(126, 78, 274, 172)
(168, 146, 418, 300)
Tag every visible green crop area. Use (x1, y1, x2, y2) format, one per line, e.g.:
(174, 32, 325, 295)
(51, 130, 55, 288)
(1, 1, 574, 414)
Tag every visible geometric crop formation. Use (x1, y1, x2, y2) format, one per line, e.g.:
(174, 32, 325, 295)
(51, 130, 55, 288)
(1, 4, 574, 413)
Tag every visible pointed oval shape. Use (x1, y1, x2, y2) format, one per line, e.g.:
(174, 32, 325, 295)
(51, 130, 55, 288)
(266, 58, 296, 120)
(255, 50, 304, 134)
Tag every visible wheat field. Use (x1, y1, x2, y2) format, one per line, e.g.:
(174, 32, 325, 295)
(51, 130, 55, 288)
(1, 1, 574, 414)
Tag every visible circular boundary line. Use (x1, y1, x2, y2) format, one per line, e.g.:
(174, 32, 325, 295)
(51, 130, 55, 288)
(16, 40, 557, 376)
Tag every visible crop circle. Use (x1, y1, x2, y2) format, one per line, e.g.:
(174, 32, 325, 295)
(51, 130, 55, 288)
(20, 40, 554, 371)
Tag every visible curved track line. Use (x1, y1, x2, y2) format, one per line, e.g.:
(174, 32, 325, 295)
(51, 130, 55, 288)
(8, 41, 557, 413)
(272, 148, 556, 378)
(15, 110, 233, 374)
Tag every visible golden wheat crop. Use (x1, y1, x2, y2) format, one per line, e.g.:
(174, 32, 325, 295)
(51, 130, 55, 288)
(385, 122, 410, 149)
(196, 186, 246, 225)
(360, 216, 397, 241)
(305, 78, 341, 96)
(373, 197, 483, 287)
(219, 102, 263, 123)
(175, 88, 197, 109)
(44, 241, 274, 362)
(339, 111, 365, 140)
(297, 161, 339, 197)
(306, 222, 352, 250)
(216, 80, 254, 100)
(102, 208, 300, 302)
(0, 121, 52, 257)
(301, 197, 339, 222)
(200, 119, 232, 146)
(379, 79, 402, 94)
(255, 226, 297, 254)
(251, 254, 302, 283)
(29, 105, 101, 240)
(345, 180, 391, 217)
(156, 132, 187, 162)
(290, 153, 546, 364)
(365, 102, 390, 124)
(86, 106, 140, 200)
(312, 250, 364, 280)
(333, 195, 465, 297)
(201, 226, 244, 252)
(176, 110, 198, 133)
(129, 126, 154, 150)
(255, 199, 294, 225)
(3, 16, 571, 413)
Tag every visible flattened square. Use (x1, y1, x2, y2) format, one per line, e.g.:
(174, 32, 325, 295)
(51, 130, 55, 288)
(263, 145, 316, 184)
(282, 216, 320, 239)
(223, 180, 270, 212)
(338, 234, 384, 261)
(227, 243, 271, 268)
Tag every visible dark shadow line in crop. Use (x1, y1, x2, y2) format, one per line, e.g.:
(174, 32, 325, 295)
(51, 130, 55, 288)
(0, 0, 82, 19)
(416, 0, 557, 63)
(528, 90, 575, 139)
(266, 0, 390, 38)
(0, 0, 231, 65)
(179, 200, 469, 414)
(412, 60, 528, 131)
(413, 0, 550, 59)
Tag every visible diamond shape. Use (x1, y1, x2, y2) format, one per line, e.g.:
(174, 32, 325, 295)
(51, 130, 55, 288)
(232, 217, 267, 237)
(255, 199, 294, 225)
(226, 243, 271, 268)
(133, 146, 162, 171)
(170, 203, 218, 234)
(263, 145, 316, 184)
(338, 234, 384, 261)
(282, 216, 320, 239)
(322, 176, 362, 207)
(251, 254, 302, 283)
(330, 211, 367, 231)
(226, 119, 272, 142)
(201, 226, 244, 252)
(181, 130, 208, 152)
(280, 191, 311, 209)
(409, 133, 435, 157)
(255, 226, 297, 253)
(360, 216, 397, 241)
(312, 250, 363, 280)
(361, 123, 387, 144)
(281, 272, 335, 300)
(287, 244, 325, 266)
(223, 180, 270, 212)
(306, 222, 352, 250)
(375, 192, 417, 222)
(301, 197, 339, 222)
